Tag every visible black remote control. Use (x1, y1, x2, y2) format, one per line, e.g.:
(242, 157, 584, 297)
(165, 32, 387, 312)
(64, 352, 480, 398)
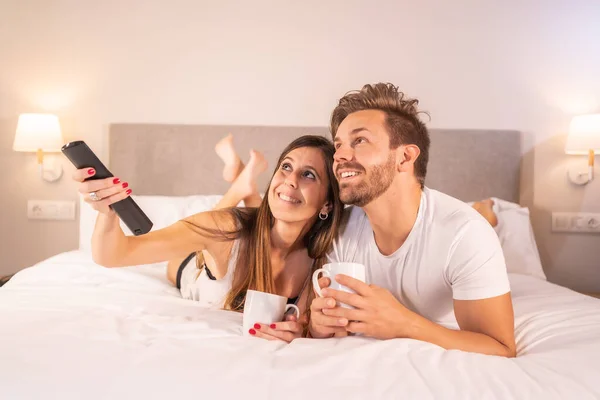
(61, 140, 153, 236)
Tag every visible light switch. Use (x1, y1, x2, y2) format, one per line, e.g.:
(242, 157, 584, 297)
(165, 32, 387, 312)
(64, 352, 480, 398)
(552, 212, 600, 233)
(28, 200, 76, 220)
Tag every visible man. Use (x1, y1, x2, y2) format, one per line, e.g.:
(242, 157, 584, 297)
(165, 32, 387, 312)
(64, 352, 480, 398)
(309, 83, 516, 358)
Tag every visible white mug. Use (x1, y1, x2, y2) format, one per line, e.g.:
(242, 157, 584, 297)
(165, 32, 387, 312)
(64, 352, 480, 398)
(312, 262, 366, 309)
(242, 290, 300, 336)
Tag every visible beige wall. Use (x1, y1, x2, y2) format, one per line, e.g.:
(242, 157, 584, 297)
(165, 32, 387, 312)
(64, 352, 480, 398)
(1, 0, 599, 291)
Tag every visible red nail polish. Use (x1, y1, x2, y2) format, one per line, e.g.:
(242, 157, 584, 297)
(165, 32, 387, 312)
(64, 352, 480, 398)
(270, 324, 276, 329)
(254, 323, 261, 330)
(113, 178, 120, 184)
(87, 169, 95, 175)
(126, 189, 132, 195)
(122, 182, 129, 188)
(249, 329, 256, 335)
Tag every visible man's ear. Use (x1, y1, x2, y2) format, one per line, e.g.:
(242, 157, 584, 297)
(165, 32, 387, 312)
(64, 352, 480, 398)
(397, 144, 420, 173)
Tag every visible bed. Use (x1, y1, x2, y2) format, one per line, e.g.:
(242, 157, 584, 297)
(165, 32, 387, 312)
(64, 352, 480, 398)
(1, 124, 599, 400)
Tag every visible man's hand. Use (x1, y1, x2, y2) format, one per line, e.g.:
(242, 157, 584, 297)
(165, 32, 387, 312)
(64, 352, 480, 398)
(308, 277, 349, 338)
(320, 274, 419, 340)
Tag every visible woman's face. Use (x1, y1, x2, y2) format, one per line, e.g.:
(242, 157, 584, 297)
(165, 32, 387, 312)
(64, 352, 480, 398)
(268, 147, 331, 225)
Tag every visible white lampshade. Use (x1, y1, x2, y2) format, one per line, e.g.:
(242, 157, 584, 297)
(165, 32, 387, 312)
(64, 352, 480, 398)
(565, 114, 600, 155)
(13, 113, 63, 152)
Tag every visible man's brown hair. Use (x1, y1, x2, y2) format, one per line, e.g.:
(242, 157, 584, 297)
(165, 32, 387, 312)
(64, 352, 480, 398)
(330, 83, 430, 187)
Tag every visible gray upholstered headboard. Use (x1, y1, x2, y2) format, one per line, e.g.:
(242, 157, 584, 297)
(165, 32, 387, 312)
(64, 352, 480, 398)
(109, 124, 521, 203)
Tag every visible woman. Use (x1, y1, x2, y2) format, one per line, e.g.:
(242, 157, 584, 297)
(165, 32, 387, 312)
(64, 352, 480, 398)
(73, 135, 343, 342)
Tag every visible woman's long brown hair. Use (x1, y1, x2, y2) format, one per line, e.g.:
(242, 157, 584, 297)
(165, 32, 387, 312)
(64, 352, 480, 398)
(185, 135, 343, 312)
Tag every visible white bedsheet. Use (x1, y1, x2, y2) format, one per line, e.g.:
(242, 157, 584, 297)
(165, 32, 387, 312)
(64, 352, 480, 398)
(1, 251, 599, 400)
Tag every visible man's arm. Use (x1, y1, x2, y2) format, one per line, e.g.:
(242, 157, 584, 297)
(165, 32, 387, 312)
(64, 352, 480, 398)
(433, 217, 515, 356)
(405, 293, 516, 357)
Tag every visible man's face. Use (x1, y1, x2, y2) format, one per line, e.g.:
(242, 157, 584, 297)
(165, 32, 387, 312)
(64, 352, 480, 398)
(333, 110, 396, 207)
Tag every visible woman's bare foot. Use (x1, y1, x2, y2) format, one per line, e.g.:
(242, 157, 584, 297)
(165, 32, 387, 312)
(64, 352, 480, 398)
(229, 150, 268, 201)
(472, 198, 498, 227)
(215, 134, 243, 183)
(212, 149, 267, 209)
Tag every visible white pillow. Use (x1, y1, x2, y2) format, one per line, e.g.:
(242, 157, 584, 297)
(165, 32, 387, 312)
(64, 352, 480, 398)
(490, 198, 547, 280)
(78, 194, 225, 252)
(183, 195, 231, 216)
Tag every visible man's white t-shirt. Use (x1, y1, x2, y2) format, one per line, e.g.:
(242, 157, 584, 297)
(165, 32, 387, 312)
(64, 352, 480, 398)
(327, 187, 510, 328)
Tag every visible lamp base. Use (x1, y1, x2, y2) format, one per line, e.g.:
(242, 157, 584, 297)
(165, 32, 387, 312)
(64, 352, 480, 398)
(567, 167, 591, 185)
(38, 154, 63, 183)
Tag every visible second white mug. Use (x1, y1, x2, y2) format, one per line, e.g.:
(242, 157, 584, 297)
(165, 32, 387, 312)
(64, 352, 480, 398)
(312, 262, 366, 309)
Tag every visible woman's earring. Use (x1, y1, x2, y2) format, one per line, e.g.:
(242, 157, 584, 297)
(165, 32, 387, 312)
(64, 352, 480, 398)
(319, 211, 329, 220)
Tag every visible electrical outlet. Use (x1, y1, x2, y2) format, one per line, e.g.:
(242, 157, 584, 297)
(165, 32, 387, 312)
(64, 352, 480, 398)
(27, 200, 76, 220)
(552, 212, 600, 233)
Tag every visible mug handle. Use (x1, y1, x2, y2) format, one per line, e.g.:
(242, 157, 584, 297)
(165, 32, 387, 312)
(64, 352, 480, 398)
(312, 268, 330, 297)
(285, 304, 300, 320)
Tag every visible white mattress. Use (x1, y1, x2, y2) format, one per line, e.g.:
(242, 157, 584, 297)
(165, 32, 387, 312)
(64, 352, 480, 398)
(1, 250, 599, 400)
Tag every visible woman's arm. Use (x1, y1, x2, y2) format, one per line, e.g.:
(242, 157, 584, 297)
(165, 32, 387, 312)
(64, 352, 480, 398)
(92, 209, 234, 268)
(71, 167, 235, 270)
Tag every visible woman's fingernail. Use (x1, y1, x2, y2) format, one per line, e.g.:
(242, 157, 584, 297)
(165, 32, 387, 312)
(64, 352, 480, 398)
(338, 319, 348, 326)
(87, 169, 95, 175)
(254, 323, 261, 330)
(327, 299, 335, 307)
(113, 178, 120, 184)
(126, 189, 132, 195)
(270, 324, 276, 329)
(122, 182, 129, 188)
(249, 329, 256, 335)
